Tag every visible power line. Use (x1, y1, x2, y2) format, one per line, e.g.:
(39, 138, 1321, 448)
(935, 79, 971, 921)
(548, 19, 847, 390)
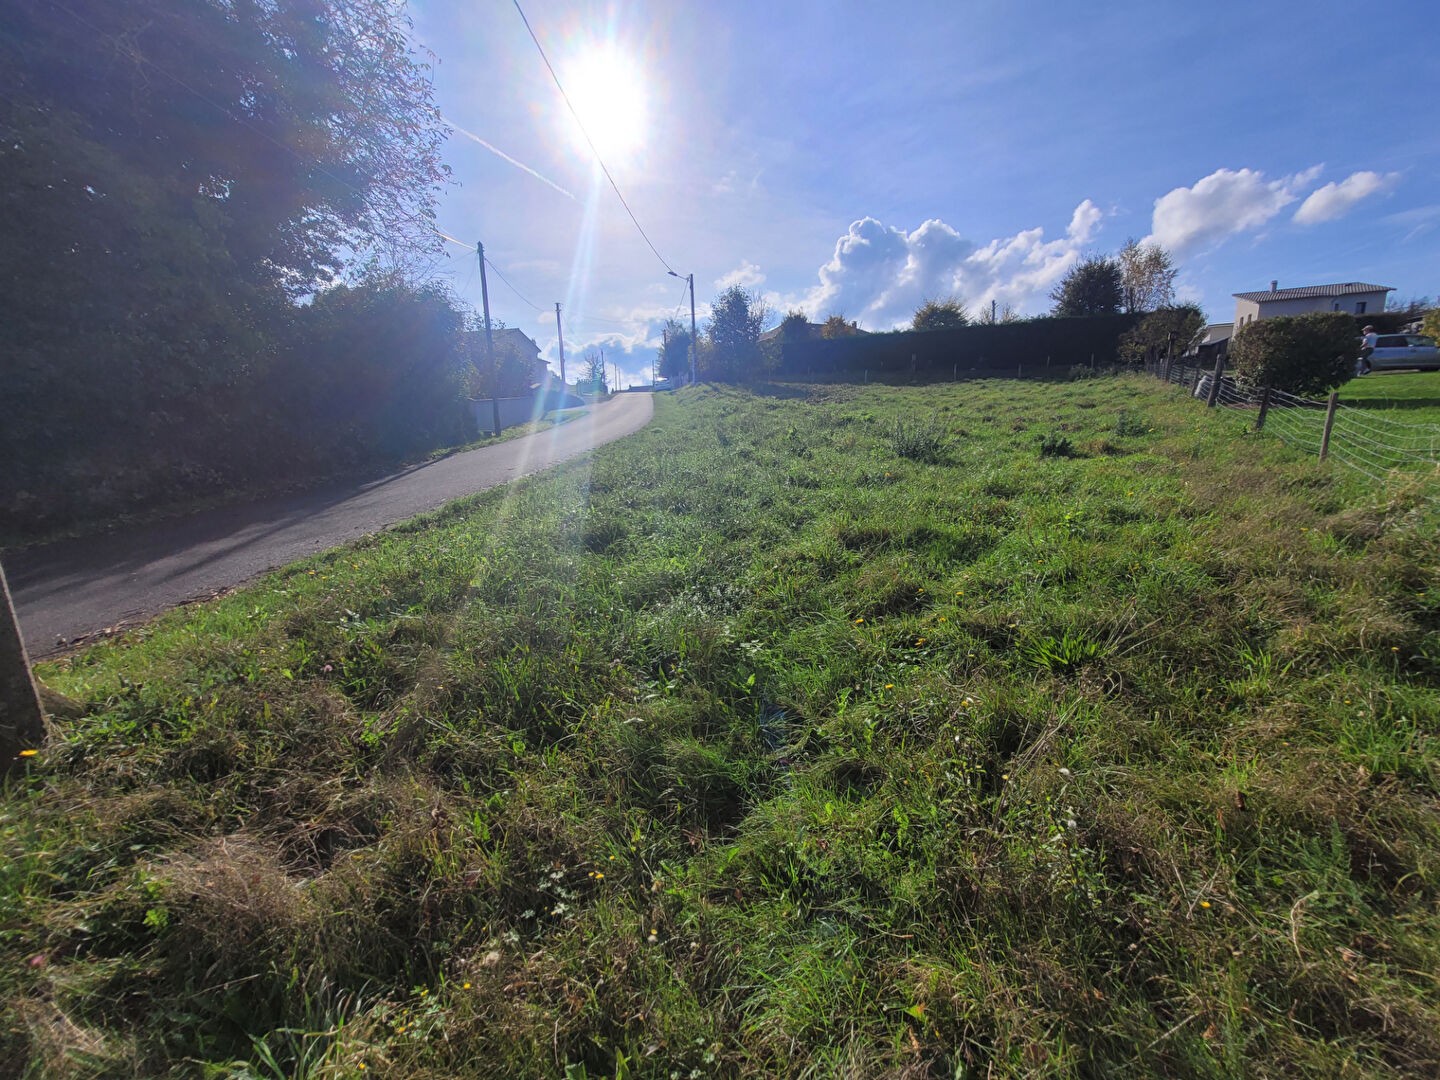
(483, 256, 545, 312)
(509, 0, 677, 275)
(49, 1, 673, 341)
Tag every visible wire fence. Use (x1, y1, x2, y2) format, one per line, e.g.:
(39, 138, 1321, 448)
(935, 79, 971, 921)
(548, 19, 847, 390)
(1144, 355, 1440, 485)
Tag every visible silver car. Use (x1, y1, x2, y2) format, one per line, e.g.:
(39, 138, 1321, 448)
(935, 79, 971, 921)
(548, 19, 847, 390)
(1369, 333, 1440, 371)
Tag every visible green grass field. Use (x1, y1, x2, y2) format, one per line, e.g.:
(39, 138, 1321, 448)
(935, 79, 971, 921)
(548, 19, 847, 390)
(1338, 371, 1440, 424)
(5, 375, 1440, 1078)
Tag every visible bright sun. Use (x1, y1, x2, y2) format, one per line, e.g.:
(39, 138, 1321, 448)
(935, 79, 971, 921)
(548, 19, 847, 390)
(562, 45, 647, 162)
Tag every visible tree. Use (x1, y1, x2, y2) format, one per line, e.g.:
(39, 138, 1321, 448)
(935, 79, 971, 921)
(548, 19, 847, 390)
(1118, 305, 1205, 365)
(1423, 309, 1440, 343)
(1050, 256, 1123, 317)
(1229, 312, 1357, 396)
(821, 314, 861, 338)
(1, 0, 450, 290)
(776, 310, 810, 340)
(0, 0, 456, 536)
(911, 297, 969, 332)
(279, 275, 474, 462)
(657, 318, 693, 382)
(577, 351, 609, 395)
(975, 299, 1021, 325)
(703, 285, 769, 380)
(1118, 239, 1177, 313)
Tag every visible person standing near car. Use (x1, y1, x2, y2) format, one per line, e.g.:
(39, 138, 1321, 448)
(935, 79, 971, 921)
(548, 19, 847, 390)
(1358, 324, 1378, 375)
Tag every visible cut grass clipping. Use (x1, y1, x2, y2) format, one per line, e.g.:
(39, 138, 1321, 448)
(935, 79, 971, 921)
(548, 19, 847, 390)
(5, 375, 1440, 1078)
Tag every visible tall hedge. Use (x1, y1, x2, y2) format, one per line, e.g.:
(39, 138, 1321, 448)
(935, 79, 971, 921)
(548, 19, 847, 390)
(774, 315, 1141, 380)
(1229, 312, 1358, 396)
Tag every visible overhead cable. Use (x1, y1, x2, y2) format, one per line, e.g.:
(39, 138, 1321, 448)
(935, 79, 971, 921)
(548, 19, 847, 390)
(510, 0, 677, 275)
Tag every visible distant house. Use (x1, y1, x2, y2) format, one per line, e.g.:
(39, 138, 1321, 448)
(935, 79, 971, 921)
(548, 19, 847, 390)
(759, 319, 870, 344)
(492, 328, 551, 384)
(1232, 281, 1392, 330)
(760, 321, 820, 344)
(1187, 322, 1234, 358)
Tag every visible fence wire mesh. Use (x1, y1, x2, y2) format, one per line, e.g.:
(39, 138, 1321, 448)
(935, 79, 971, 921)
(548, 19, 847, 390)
(1144, 357, 1440, 486)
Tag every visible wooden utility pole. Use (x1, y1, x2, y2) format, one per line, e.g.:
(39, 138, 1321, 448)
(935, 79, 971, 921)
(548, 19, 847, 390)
(554, 303, 566, 386)
(687, 274, 698, 384)
(478, 241, 501, 437)
(0, 563, 44, 774)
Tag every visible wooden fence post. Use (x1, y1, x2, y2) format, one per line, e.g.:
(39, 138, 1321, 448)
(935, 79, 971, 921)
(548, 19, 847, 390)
(1, 563, 45, 775)
(1320, 391, 1339, 459)
(1254, 385, 1272, 431)
(1205, 354, 1226, 407)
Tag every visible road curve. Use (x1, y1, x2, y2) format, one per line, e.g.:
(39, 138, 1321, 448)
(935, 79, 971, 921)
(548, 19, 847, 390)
(7, 393, 654, 655)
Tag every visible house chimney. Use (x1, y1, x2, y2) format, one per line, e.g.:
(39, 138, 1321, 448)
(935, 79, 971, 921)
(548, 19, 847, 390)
(1270, 280, 1278, 292)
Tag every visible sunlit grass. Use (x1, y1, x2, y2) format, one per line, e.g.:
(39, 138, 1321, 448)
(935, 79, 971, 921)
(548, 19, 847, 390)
(5, 375, 1440, 1077)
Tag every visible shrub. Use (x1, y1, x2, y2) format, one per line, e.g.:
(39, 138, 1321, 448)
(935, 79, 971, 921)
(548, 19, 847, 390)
(1114, 410, 1148, 437)
(890, 417, 947, 463)
(1229, 312, 1357, 396)
(1039, 433, 1074, 458)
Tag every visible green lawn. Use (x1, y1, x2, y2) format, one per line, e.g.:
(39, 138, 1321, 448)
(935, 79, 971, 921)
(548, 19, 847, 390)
(1338, 370, 1440, 424)
(5, 375, 1440, 1077)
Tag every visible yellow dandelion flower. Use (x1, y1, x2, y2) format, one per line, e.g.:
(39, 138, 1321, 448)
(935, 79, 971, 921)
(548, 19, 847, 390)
(885, 684, 894, 690)
(462, 982, 472, 989)
(1199, 900, 1211, 909)
(855, 617, 865, 624)
(18, 749, 39, 758)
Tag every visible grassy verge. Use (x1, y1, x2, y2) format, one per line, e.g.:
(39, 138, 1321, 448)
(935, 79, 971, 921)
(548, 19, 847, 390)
(4, 376, 1440, 1077)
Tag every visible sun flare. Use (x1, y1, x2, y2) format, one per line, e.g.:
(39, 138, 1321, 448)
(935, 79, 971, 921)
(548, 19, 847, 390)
(561, 44, 647, 162)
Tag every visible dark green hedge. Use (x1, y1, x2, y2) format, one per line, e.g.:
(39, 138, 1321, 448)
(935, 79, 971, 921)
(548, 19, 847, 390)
(773, 314, 1142, 379)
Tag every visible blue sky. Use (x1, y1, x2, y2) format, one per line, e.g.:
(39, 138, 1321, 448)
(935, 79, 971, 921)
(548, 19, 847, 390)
(410, 0, 1438, 386)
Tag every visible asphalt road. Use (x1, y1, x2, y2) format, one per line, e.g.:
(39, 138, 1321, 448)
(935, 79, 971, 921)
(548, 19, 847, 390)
(7, 393, 655, 655)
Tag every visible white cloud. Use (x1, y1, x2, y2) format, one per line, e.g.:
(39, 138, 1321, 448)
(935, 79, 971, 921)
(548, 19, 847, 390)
(715, 261, 766, 289)
(1146, 166, 1321, 255)
(1293, 171, 1401, 225)
(788, 199, 1104, 329)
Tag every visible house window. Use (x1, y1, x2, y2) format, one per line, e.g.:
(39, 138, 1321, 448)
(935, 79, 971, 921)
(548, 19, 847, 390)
(1355, 301, 1367, 314)
(1332, 302, 1340, 311)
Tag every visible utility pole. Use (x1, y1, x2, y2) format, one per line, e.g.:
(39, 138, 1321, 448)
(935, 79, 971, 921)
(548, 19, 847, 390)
(477, 242, 500, 437)
(687, 273, 698, 384)
(1, 562, 44, 775)
(554, 302, 566, 386)
(669, 270, 699, 384)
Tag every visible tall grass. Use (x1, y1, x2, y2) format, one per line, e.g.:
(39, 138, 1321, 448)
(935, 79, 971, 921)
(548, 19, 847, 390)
(4, 376, 1439, 1077)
